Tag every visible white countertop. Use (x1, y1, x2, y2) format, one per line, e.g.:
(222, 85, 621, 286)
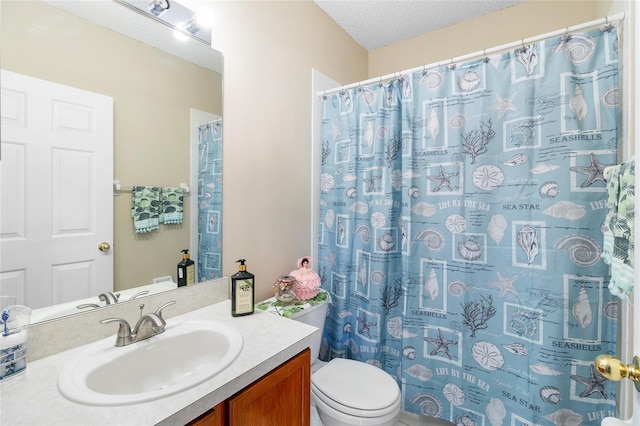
(0, 300, 319, 426)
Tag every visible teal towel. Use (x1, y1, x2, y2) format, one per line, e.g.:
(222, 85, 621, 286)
(160, 187, 184, 225)
(131, 186, 160, 233)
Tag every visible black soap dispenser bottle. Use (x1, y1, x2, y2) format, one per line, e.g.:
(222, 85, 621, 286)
(231, 259, 255, 316)
(177, 249, 195, 287)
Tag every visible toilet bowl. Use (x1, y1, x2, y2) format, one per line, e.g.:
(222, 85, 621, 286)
(257, 291, 401, 425)
(283, 292, 402, 426)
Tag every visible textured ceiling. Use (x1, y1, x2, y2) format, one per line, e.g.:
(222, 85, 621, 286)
(314, 0, 528, 50)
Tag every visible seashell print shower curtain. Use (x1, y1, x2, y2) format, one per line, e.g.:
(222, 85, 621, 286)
(318, 25, 620, 426)
(197, 121, 223, 281)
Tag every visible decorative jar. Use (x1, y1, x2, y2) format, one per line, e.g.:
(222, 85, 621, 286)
(273, 276, 297, 304)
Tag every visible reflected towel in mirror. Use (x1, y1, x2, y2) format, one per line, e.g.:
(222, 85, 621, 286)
(131, 186, 161, 233)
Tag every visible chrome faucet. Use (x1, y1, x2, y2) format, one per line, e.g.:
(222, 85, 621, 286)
(128, 290, 149, 301)
(76, 303, 101, 310)
(100, 301, 176, 347)
(98, 292, 120, 305)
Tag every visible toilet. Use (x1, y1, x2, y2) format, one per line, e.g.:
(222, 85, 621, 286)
(285, 292, 402, 426)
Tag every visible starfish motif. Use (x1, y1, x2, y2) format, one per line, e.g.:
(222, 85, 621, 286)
(356, 316, 377, 339)
(363, 174, 382, 193)
(427, 165, 458, 192)
(488, 272, 519, 297)
(570, 153, 608, 188)
(424, 328, 457, 359)
(570, 364, 608, 399)
(489, 92, 517, 119)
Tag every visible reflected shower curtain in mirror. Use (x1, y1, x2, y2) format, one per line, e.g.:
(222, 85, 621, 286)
(197, 120, 223, 281)
(318, 25, 620, 425)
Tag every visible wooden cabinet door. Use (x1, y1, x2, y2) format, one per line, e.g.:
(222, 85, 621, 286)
(189, 401, 226, 426)
(228, 349, 310, 426)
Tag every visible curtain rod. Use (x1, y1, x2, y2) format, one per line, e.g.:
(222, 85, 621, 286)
(320, 12, 625, 97)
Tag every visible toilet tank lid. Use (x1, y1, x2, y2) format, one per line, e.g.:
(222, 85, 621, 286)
(312, 358, 400, 410)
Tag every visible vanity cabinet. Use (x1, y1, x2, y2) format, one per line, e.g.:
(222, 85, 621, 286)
(189, 348, 311, 426)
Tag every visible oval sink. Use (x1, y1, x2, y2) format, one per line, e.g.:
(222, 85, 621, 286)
(58, 319, 243, 406)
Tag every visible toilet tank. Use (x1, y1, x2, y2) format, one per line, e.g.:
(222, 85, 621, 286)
(289, 299, 328, 364)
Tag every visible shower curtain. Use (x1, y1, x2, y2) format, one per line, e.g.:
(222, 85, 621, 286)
(197, 120, 223, 281)
(318, 25, 620, 426)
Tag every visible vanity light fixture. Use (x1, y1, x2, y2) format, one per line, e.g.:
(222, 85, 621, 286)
(148, 0, 170, 17)
(115, 0, 212, 46)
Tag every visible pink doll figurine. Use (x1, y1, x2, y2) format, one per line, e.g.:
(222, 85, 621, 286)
(290, 256, 321, 300)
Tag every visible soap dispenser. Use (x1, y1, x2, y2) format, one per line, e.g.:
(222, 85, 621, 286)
(177, 249, 195, 287)
(231, 259, 254, 316)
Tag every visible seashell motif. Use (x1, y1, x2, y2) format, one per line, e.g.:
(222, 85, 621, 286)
(554, 234, 601, 266)
(354, 224, 370, 243)
(472, 341, 504, 371)
(370, 211, 386, 229)
(345, 338, 359, 354)
(502, 342, 528, 356)
(543, 201, 587, 221)
(410, 393, 442, 417)
(487, 214, 507, 244)
(402, 346, 417, 360)
(602, 86, 619, 107)
(509, 121, 536, 147)
(604, 300, 618, 321)
(516, 44, 538, 76)
(458, 238, 482, 261)
(408, 186, 420, 199)
(458, 70, 481, 92)
(420, 69, 444, 90)
(486, 398, 506, 426)
(539, 181, 560, 198)
(343, 323, 351, 333)
(412, 202, 437, 217)
(455, 414, 478, 426)
(378, 232, 396, 252)
(572, 285, 593, 335)
(349, 201, 369, 214)
(540, 386, 562, 405)
(346, 187, 357, 198)
(427, 108, 440, 141)
(544, 408, 583, 426)
(405, 364, 434, 381)
(449, 113, 469, 128)
(416, 228, 445, 251)
(343, 173, 357, 182)
(448, 280, 469, 297)
(569, 84, 588, 121)
(473, 165, 504, 190)
(445, 214, 467, 233)
(324, 209, 335, 229)
(320, 173, 335, 191)
(517, 225, 539, 264)
(530, 163, 561, 175)
(510, 309, 538, 338)
(503, 153, 528, 167)
(530, 363, 564, 376)
(370, 270, 386, 284)
(337, 310, 352, 318)
(425, 267, 439, 300)
(554, 33, 596, 64)
(537, 295, 560, 313)
(358, 87, 377, 105)
(386, 316, 403, 339)
(442, 383, 465, 406)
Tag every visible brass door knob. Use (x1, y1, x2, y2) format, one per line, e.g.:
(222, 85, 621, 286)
(98, 242, 111, 252)
(594, 354, 640, 391)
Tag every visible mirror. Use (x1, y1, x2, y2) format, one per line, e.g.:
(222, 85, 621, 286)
(0, 0, 223, 323)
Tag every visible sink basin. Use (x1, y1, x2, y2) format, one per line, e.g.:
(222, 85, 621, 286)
(58, 319, 243, 406)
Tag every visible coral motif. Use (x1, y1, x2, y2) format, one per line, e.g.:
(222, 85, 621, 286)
(381, 278, 404, 314)
(385, 133, 402, 167)
(461, 295, 496, 337)
(462, 119, 495, 164)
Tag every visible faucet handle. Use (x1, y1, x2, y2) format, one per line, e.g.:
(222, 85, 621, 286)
(100, 318, 132, 337)
(155, 301, 176, 320)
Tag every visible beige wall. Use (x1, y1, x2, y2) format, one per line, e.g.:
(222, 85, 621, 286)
(1, 1, 222, 291)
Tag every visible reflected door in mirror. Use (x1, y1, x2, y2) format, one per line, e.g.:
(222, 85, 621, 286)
(0, 70, 114, 310)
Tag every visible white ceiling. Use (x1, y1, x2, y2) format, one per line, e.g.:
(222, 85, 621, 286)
(313, 0, 528, 50)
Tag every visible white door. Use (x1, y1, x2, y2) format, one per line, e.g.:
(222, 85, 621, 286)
(1, 69, 113, 310)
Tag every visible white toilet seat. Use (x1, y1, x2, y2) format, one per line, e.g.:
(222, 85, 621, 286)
(311, 358, 401, 418)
